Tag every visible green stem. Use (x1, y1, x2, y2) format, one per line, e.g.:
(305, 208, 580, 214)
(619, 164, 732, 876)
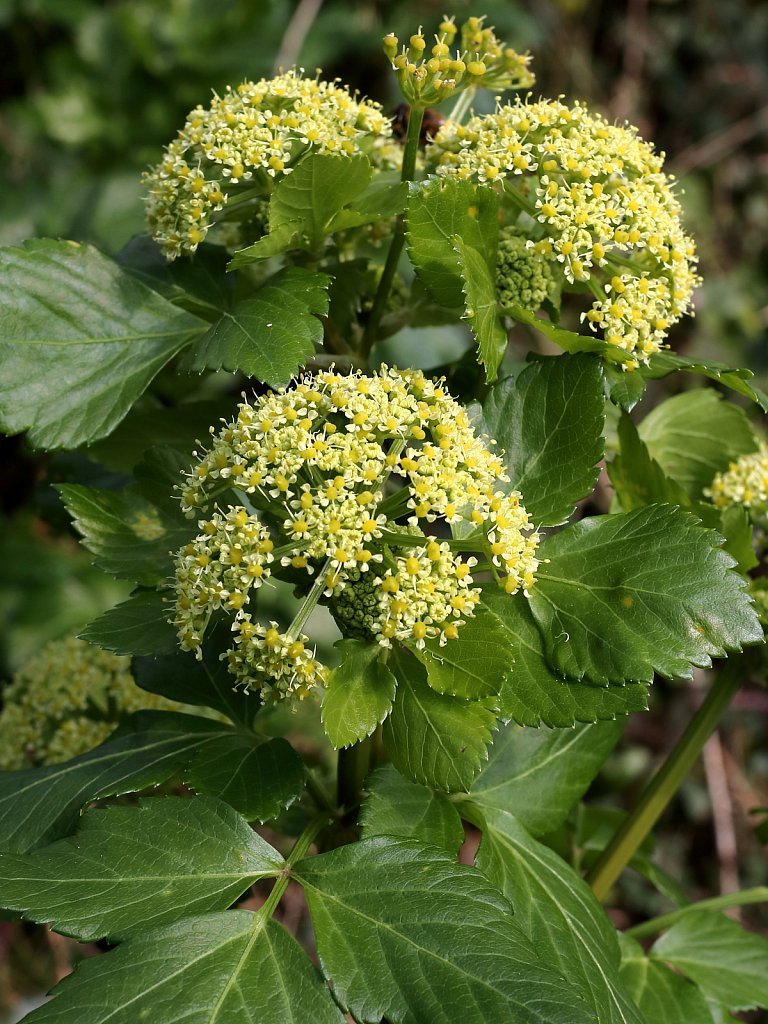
(448, 86, 477, 124)
(288, 557, 333, 635)
(257, 813, 329, 922)
(625, 887, 768, 941)
(586, 660, 743, 902)
(337, 735, 372, 812)
(305, 769, 337, 815)
(361, 105, 425, 357)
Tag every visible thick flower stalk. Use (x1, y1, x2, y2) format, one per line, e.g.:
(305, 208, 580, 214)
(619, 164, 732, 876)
(384, 15, 533, 107)
(172, 367, 540, 701)
(706, 443, 768, 517)
(0, 638, 179, 770)
(144, 70, 391, 259)
(428, 98, 700, 368)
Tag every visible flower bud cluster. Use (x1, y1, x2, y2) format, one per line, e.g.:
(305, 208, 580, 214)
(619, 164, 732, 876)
(172, 367, 540, 700)
(144, 70, 390, 259)
(0, 638, 179, 770)
(428, 97, 700, 368)
(383, 15, 533, 107)
(706, 443, 768, 516)
(496, 227, 554, 312)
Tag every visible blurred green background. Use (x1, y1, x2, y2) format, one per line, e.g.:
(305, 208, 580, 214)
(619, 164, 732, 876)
(0, 0, 767, 1018)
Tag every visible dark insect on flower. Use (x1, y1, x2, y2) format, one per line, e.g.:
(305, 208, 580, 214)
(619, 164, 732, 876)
(391, 104, 445, 145)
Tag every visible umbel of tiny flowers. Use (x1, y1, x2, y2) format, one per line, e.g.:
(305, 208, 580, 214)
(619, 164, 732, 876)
(706, 443, 768, 525)
(172, 366, 540, 703)
(143, 69, 391, 259)
(383, 14, 534, 108)
(427, 97, 701, 370)
(0, 638, 181, 770)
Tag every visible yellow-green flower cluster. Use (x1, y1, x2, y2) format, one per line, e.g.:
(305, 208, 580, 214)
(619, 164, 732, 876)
(173, 367, 540, 700)
(496, 227, 554, 312)
(428, 97, 700, 367)
(706, 443, 768, 515)
(384, 15, 533, 106)
(0, 638, 179, 771)
(144, 70, 391, 259)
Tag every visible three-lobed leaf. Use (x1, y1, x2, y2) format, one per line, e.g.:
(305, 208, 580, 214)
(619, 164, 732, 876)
(0, 239, 205, 449)
(21, 912, 345, 1024)
(0, 795, 283, 941)
(477, 354, 605, 525)
(296, 835, 595, 1024)
(528, 505, 762, 684)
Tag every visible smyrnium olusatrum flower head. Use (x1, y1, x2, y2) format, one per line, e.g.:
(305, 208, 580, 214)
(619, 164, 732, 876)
(706, 443, 768, 517)
(428, 97, 700, 369)
(143, 70, 391, 259)
(0, 638, 181, 770)
(384, 14, 533, 107)
(172, 366, 540, 702)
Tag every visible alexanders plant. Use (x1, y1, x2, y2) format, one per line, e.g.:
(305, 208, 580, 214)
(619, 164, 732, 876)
(0, 12, 767, 1023)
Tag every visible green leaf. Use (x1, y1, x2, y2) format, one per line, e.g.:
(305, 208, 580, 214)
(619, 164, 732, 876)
(644, 351, 768, 411)
(468, 808, 644, 1024)
(321, 640, 397, 749)
(452, 234, 506, 382)
(406, 178, 497, 308)
(133, 643, 254, 727)
(187, 736, 305, 822)
(228, 220, 303, 266)
(478, 591, 649, 727)
(183, 267, 330, 383)
(0, 239, 205, 449)
(609, 412, 690, 511)
(327, 170, 407, 231)
(21, 912, 345, 1024)
(412, 608, 511, 700)
(692, 500, 759, 574)
(0, 795, 283, 941)
(383, 647, 498, 792)
(296, 836, 594, 1024)
(604, 363, 647, 411)
(269, 153, 372, 248)
(506, 304, 612, 358)
(618, 933, 715, 1024)
(81, 589, 178, 656)
(651, 909, 768, 1011)
(57, 483, 190, 587)
(478, 354, 605, 525)
(638, 389, 758, 500)
(529, 505, 762, 684)
(0, 711, 232, 853)
(609, 416, 758, 572)
(360, 764, 465, 855)
(469, 719, 623, 838)
(87, 400, 228, 473)
(116, 235, 234, 316)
